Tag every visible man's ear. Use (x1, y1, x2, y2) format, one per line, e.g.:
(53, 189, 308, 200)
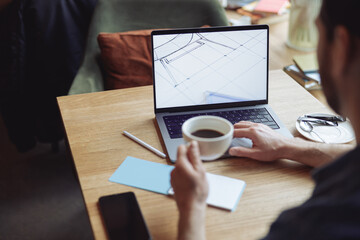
(331, 26, 351, 79)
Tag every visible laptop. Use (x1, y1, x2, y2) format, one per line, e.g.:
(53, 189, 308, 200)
(151, 25, 292, 163)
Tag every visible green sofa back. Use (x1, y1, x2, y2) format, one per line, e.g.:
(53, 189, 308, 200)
(69, 0, 229, 94)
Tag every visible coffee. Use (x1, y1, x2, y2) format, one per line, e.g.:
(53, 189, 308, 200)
(191, 129, 224, 138)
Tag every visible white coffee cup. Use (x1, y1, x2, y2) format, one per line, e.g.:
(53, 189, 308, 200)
(182, 116, 234, 161)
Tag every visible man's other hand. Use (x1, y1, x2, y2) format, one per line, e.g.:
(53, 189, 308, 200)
(229, 121, 289, 162)
(171, 141, 209, 212)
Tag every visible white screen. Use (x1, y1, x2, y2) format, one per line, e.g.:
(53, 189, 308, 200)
(153, 29, 268, 109)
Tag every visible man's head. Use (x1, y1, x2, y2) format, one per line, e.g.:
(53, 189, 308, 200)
(316, 0, 360, 115)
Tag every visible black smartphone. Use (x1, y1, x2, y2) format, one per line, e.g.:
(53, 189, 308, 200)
(98, 192, 152, 240)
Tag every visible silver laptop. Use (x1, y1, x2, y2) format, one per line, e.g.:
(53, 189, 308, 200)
(151, 25, 292, 163)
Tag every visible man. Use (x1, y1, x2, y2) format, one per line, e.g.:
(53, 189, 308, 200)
(170, 0, 360, 239)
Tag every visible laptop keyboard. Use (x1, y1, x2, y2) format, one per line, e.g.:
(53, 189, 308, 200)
(163, 108, 279, 139)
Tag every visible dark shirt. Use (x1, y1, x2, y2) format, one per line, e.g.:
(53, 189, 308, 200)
(263, 146, 360, 240)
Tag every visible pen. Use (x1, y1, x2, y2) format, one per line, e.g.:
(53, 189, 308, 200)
(123, 131, 167, 158)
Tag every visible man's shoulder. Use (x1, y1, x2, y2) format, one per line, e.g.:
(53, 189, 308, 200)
(262, 193, 360, 240)
(262, 146, 360, 240)
(312, 146, 360, 198)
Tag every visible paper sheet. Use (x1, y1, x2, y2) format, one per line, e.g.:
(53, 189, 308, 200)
(109, 156, 174, 194)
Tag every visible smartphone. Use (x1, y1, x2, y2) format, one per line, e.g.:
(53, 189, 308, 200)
(98, 192, 152, 240)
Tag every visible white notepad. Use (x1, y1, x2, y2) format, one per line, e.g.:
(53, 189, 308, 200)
(168, 172, 246, 211)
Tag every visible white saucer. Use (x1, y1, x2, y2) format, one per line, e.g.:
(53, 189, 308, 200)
(295, 115, 355, 144)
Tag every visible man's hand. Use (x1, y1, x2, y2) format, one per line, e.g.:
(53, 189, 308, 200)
(229, 121, 289, 162)
(171, 141, 208, 240)
(171, 140, 209, 212)
(229, 121, 352, 167)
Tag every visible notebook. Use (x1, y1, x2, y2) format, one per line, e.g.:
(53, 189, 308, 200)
(151, 25, 292, 162)
(109, 156, 246, 211)
(254, 0, 289, 15)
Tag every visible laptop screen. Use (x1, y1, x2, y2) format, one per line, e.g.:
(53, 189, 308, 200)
(152, 25, 269, 112)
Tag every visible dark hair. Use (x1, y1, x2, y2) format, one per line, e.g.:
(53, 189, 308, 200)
(320, 0, 360, 41)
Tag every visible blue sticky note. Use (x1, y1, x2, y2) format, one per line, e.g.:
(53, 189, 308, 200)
(109, 156, 174, 195)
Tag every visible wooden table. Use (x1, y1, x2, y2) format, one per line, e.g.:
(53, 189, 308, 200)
(58, 70, 332, 240)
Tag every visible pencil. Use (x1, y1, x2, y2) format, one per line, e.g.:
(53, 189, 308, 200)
(123, 131, 167, 158)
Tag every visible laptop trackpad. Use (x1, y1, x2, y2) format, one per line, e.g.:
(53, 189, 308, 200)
(231, 137, 253, 148)
(222, 138, 253, 158)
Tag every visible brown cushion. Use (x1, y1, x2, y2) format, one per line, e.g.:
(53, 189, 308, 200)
(97, 29, 153, 90)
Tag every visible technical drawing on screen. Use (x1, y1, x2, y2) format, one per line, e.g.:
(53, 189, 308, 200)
(153, 29, 268, 109)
